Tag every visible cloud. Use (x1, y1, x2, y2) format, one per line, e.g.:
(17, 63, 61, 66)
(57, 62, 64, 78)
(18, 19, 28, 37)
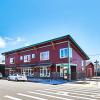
(0, 36, 30, 50)
(4, 36, 25, 45)
(13, 37, 25, 45)
(24, 42, 31, 46)
(0, 37, 6, 48)
(4, 37, 13, 41)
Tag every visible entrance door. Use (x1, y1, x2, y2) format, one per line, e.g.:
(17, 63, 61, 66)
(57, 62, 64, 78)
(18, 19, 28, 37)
(63, 67, 68, 79)
(71, 66, 76, 80)
(87, 68, 92, 77)
(60, 66, 68, 79)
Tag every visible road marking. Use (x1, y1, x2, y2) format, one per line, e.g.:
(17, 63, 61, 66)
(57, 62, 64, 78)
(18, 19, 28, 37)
(28, 91, 73, 100)
(17, 93, 47, 100)
(45, 88, 100, 95)
(4, 95, 22, 100)
(36, 90, 97, 100)
(61, 92, 100, 99)
(44, 87, 100, 95)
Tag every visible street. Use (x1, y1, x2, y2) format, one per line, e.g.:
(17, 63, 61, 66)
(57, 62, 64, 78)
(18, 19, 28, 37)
(0, 80, 100, 100)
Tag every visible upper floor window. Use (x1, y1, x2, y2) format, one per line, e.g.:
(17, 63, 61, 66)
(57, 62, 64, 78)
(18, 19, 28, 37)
(32, 54, 35, 59)
(24, 55, 31, 62)
(10, 58, 14, 64)
(40, 51, 49, 61)
(60, 48, 72, 58)
(20, 56, 23, 60)
(81, 60, 84, 66)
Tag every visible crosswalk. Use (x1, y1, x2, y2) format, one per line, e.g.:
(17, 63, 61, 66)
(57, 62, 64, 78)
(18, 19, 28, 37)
(4, 85, 100, 100)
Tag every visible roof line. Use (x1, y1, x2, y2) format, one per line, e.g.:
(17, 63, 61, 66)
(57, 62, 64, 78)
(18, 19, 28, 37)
(2, 34, 89, 59)
(68, 35, 89, 59)
(2, 35, 68, 54)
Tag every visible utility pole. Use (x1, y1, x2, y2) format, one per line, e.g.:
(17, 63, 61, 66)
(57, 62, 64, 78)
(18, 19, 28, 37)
(94, 60, 99, 77)
(94, 60, 99, 87)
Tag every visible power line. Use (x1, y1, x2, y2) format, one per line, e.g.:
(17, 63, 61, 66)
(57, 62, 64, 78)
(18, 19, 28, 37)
(89, 54, 100, 56)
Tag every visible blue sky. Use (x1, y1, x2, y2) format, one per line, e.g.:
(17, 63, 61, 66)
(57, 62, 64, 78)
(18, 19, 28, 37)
(0, 0, 100, 63)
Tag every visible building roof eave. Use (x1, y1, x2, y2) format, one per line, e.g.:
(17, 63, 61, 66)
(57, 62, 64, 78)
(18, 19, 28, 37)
(2, 34, 90, 60)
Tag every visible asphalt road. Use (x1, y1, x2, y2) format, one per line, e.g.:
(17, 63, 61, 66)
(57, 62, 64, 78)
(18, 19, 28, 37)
(0, 79, 100, 100)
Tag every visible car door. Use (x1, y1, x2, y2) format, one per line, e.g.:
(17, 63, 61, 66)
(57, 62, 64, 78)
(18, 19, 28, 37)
(10, 74, 16, 80)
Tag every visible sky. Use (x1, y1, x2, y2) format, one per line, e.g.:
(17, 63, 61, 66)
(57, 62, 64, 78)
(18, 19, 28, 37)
(0, 0, 100, 63)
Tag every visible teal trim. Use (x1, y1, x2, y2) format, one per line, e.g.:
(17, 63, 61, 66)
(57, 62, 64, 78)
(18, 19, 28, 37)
(56, 63, 77, 67)
(2, 35, 90, 60)
(69, 35, 89, 60)
(56, 63, 77, 75)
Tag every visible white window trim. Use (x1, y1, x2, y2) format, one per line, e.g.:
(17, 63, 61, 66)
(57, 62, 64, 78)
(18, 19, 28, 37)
(20, 56, 23, 60)
(60, 48, 68, 58)
(60, 66, 64, 77)
(60, 48, 72, 58)
(82, 60, 84, 67)
(10, 58, 14, 64)
(40, 67, 50, 77)
(21, 68, 33, 76)
(32, 54, 35, 59)
(24, 55, 31, 62)
(40, 51, 49, 61)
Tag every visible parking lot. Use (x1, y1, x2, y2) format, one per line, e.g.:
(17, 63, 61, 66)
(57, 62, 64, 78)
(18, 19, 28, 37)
(0, 79, 100, 100)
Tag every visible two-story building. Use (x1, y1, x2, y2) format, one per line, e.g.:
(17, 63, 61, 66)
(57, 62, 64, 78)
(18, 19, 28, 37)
(2, 35, 89, 80)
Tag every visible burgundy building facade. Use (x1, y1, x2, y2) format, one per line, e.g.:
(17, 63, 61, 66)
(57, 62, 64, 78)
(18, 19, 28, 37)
(2, 35, 89, 80)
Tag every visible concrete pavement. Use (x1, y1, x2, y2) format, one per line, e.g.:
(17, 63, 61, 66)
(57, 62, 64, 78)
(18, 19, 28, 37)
(0, 79, 100, 100)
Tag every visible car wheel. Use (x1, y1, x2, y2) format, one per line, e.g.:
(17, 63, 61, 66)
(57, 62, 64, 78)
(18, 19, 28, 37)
(8, 77, 10, 81)
(15, 78, 18, 81)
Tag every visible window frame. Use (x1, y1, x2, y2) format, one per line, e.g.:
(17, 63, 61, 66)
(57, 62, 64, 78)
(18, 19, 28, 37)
(40, 51, 49, 61)
(20, 56, 23, 60)
(32, 54, 35, 59)
(24, 55, 31, 62)
(10, 58, 14, 64)
(60, 48, 72, 58)
(40, 67, 50, 77)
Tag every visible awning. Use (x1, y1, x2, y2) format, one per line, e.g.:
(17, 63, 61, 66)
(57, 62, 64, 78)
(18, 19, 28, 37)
(17, 62, 53, 68)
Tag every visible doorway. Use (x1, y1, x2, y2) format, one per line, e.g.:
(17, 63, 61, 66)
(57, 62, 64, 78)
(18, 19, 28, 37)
(71, 66, 76, 80)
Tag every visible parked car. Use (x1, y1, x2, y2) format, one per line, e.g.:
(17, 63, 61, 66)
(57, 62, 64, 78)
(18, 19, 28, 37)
(7, 73, 27, 81)
(0, 72, 3, 79)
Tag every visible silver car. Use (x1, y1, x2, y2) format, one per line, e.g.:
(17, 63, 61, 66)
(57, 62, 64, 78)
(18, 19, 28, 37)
(0, 72, 3, 79)
(7, 73, 27, 81)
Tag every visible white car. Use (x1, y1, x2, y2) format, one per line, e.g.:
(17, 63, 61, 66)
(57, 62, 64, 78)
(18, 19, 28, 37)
(0, 72, 3, 79)
(7, 73, 27, 81)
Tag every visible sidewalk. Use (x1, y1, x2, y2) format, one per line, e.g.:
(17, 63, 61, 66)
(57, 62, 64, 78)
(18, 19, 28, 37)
(27, 78, 68, 85)
(27, 78, 90, 85)
(27, 77, 100, 88)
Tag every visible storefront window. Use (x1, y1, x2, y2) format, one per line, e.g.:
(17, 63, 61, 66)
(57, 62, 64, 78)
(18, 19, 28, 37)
(40, 67, 50, 77)
(21, 68, 33, 76)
